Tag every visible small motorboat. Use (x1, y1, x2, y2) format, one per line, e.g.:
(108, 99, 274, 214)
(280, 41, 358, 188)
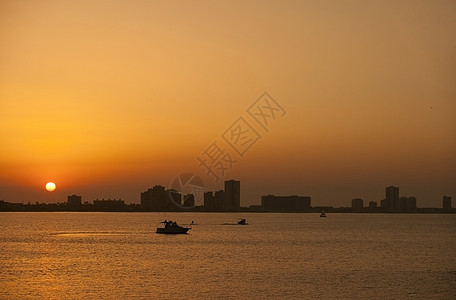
(320, 210, 327, 218)
(237, 218, 247, 225)
(156, 220, 191, 234)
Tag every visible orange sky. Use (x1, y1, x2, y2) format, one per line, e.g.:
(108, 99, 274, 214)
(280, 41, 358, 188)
(1, 0, 455, 207)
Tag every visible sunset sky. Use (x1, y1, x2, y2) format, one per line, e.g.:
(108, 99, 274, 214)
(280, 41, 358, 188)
(1, 0, 455, 207)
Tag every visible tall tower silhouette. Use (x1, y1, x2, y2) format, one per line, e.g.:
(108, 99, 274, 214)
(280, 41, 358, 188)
(386, 186, 399, 212)
(224, 179, 240, 211)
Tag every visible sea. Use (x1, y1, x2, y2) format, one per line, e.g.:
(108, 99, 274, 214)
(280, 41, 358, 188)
(0, 212, 455, 299)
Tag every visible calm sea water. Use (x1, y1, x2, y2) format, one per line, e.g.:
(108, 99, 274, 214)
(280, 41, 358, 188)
(0, 212, 455, 299)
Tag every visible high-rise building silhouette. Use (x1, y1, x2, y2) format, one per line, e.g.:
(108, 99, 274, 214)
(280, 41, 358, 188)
(215, 190, 226, 211)
(168, 189, 182, 207)
(399, 196, 417, 212)
(385, 186, 399, 212)
(224, 179, 240, 211)
(204, 190, 224, 211)
(141, 185, 180, 211)
(204, 191, 215, 211)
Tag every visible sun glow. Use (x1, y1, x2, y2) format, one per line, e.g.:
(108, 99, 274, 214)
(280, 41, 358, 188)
(45, 182, 56, 192)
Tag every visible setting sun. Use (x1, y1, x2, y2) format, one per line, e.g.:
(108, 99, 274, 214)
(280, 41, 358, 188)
(45, 182, 56, 192)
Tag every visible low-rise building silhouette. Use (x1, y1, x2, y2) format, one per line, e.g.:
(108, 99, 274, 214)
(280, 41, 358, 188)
(67, 195, 82, 208)
(0, 200, 24, 211)
(93, 199, 125, 211)
(367, 201, 378, 212)
(443, 196, 452, 211)
(261, 195, 311, 212)
(351, 198, 364, 211)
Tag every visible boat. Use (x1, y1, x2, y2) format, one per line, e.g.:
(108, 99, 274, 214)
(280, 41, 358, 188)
(156, 220, 191, 234)
(320, 210, 327, 218)
(237, 218, 247, 225)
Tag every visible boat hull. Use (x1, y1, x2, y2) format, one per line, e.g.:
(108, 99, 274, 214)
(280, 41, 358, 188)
(156, 227, 190, 234)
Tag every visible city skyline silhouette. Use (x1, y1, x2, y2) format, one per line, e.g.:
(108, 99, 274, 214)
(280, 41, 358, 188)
(1, 180, 453, 213)
(1, 1, 455, 208)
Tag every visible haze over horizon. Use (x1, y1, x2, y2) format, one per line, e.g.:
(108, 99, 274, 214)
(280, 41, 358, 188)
(1, 0, 455, 207)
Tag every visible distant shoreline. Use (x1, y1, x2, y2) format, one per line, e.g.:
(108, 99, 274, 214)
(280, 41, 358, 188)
(0, 209, 454, 214)
(1, 200, 454, 213)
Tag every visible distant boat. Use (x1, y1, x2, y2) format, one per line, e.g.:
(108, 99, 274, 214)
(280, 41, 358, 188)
(237, 218, 247, 225)
(156, 220, 190, 234)
(320, 210, 327, 218)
